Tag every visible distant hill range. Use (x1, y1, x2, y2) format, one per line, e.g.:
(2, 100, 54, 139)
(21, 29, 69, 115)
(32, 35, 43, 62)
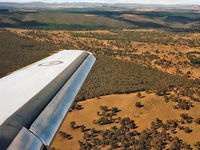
(0, 2, 200, 12)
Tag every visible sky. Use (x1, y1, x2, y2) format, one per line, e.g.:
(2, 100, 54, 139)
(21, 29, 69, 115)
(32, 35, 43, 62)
(0, 0, 199, 5)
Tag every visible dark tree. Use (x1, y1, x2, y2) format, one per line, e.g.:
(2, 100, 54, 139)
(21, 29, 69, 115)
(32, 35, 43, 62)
(184, 127, 192, 133)
(137, 92, 142, 98)
(135, 102, 143, 107)
(70, 121, 76, 129)
(195, 118, 200, 125)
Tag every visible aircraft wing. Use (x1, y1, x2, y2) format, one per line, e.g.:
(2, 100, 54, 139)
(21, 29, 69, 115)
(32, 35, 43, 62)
(0, 50, 96, 150)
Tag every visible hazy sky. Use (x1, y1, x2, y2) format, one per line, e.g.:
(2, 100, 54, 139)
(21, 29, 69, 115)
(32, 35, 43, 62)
(0, 0, 199, 5)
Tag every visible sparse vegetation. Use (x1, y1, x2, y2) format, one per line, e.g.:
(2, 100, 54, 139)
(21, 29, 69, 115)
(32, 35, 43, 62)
(1, 7, 200, 150)
(187, 51, 200, 65)
(75, 106, 196, 149)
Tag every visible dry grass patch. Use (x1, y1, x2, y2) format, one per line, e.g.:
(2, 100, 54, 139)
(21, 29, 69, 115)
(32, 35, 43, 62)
(51, 92, 200, 149)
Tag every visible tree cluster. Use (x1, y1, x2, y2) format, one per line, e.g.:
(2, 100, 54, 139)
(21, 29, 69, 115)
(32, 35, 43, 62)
(59, 131, 73, 140)
(94, 106, 120, 125)
(78, 112, 193, 150)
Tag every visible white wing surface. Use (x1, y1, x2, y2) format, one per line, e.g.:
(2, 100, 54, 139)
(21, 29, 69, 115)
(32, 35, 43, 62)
(0, 50, 95, 150)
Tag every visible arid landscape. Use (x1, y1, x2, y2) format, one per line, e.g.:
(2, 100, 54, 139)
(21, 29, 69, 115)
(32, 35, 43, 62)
(0, 3, 200, 149)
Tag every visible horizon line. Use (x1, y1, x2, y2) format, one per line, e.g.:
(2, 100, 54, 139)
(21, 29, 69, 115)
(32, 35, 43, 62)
(0, 1, 200, 5)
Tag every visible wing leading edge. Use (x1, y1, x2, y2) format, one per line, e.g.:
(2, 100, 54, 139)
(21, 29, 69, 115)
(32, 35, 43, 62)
(0, 50, 96, 150)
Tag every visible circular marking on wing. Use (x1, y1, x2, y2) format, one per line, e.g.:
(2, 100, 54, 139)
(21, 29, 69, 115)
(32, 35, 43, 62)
(39, 61, 64, 66)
